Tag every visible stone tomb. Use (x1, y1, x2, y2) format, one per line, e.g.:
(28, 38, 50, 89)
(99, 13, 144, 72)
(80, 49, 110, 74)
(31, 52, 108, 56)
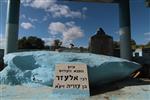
(53, 64, 90, 96)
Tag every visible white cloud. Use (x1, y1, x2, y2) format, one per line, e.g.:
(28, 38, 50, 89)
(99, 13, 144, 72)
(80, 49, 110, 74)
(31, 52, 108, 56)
(144, 32, 150, 41)
(82, 7, 87, 11)
(21, 0, 32, 3)
(42, 37, 54, 46)
(48, 21, 84, 45)
(21, 14, 38, 23)
(82, 7, 88, 19)
(28, 17, 38, 23)
(31, 0, 56, 9)
(43, 16, 48, 21)
(66, 21, 75, 27)
(47, 4, 82, 18)
(21, 14, 26, 19)
(21, 22, 34, 30)
(42, 36, 62, 46)
(21, 0, 55, 7)
(63, 27, 83, 42)
(48, 22, 66, 35)
(114, 30, 119, 35)
(21, 0, 32, 6)
(0, 35, 5, 49)
(21, 0, 85, 18)
(144, 32, 150, 35)
(42, 13, 50, 21)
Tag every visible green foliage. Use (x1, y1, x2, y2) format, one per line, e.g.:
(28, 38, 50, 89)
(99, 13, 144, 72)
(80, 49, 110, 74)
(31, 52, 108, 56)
(70, 43, 74, 48)
(18, 36, 45, 49)
(131, 39, 136, 46)
(145, 41, 150, 48)
(146, 41, 150, 46)
(113, 41, 120, 49)
(50, 39, 62, 50)
(113, 39, 137, 49)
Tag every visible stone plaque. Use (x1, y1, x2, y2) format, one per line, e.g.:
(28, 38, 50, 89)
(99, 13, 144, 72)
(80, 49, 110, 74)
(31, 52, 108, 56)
(53, 64, 90, 96)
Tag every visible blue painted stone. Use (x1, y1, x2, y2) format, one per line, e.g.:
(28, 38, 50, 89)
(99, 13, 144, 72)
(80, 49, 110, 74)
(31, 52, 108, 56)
(0, 51, 141, 87)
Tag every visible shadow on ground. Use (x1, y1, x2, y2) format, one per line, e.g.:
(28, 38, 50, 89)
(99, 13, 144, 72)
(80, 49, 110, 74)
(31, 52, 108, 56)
(90, 77, 150, 96)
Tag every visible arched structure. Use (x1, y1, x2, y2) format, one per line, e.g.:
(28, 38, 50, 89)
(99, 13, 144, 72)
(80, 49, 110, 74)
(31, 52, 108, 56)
(5, 0, 150, 60)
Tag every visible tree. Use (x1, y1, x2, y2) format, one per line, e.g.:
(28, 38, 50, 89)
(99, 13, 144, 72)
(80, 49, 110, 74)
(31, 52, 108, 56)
(113, 41, 120, 49)
(18, 37, 27, 49)
(113, 39, 136, 49)
(70, 43, 74, 49)
(18, 36, 45, 49)
(79, 46, 84, 52)
(145, 41, 150, 48)
(50, 39, 62, 50)
(131, 39, 136, 49)
(146, 41, 150, 46)
(131, 39, 136, 46)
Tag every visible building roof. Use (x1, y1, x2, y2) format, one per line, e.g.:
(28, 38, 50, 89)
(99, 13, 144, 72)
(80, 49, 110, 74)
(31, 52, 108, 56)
(91, 28, 113, 39)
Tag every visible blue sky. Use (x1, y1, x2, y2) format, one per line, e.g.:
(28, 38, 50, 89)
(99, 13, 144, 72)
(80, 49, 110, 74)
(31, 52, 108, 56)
(0, 0, 150, 48)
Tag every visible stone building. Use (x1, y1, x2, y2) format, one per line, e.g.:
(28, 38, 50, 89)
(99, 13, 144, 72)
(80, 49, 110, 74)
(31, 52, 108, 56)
(89, 28, 113, 56)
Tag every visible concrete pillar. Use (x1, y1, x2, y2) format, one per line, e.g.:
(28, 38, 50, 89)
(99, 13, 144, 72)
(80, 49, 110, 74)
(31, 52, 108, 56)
(119, 0, 132, 60)
(5, 0, 20, 54)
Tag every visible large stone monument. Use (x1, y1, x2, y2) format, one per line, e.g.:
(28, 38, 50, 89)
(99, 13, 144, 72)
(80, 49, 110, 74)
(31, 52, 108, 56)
(89, 28, 113, 56)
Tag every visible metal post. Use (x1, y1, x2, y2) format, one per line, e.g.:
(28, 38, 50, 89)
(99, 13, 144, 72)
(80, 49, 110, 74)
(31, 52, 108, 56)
(5, 0, 20, 54)
(119, 0, 132, 60)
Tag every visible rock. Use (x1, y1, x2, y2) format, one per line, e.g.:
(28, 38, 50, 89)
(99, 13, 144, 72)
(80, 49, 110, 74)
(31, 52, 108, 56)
(0, 51, 141, 87)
